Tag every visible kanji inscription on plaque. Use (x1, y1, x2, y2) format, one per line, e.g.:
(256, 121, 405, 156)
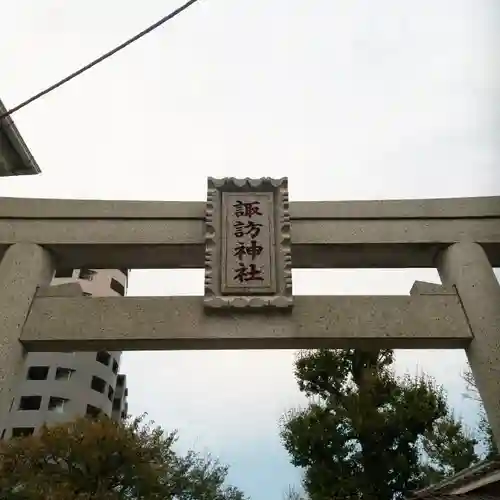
(223, 193, 274, 293)
(204, 178, 292, 309)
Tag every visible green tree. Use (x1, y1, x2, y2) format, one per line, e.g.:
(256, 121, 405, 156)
(462, 364, 498, 459)
(280, 349, 479, 500)
(0, 414, 247, 500)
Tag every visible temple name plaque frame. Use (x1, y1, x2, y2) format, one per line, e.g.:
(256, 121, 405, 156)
(204, 177, 293, 309)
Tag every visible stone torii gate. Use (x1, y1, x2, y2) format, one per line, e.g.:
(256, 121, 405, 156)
(0, 177, 499, 449)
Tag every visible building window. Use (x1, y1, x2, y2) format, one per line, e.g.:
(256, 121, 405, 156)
(121, 410, 127, 420)
(116, 374, 125, 386)
(27, 366, 49, 380)
(96, 351, 111, 367)
(108, 386, 114, 402)
(125, 388, 128, 397)
(83, 292, 92, 297)
(110, 278, 125, 296)
(0, 429, 5, 440)
(55, 367, 74, 381)
(79, 269, 96, 281)
(18, 396, 42, 411)
(12, 427, 34, 438)
(112, 398, 121, 411)
(55, 268, 73, 278)
(112, 359, 119, 374)
(91, 376, 106, 394)
(119, 268, 129, 278)
(48, 397, 69, 413)
(86, 405, 101, 419)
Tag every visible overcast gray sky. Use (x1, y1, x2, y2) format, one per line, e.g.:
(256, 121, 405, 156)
(1, 1, 499, 498)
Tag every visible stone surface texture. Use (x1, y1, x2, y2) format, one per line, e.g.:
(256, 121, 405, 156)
(21, 294, 471, 352)
(410, 281, 456, 296)
(437, 242, 500, 451)
(0, 196, 499, 269)
(0, 243, 54, 427)
(204, 177, 292, 309)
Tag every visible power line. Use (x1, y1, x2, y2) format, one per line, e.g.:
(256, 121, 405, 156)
(0, 0, 202, 121)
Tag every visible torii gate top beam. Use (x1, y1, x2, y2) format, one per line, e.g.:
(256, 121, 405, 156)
(0, 195, 499, 269)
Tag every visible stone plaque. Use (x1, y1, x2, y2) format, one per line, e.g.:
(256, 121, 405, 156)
(204, 177, 292, 309)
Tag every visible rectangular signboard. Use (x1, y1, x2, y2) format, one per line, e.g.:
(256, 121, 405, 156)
(204, 177, 292, 309)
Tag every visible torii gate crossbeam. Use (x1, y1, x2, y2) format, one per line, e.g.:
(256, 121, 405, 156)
(21, 288, 471, 352)
(0, 195, 499, 269)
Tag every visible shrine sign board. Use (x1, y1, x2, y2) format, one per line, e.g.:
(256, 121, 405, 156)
(204, 177, 292, 309)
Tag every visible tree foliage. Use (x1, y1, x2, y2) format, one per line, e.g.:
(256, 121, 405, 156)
(0, 414, 247, 500)
(462, 364, 498, 459)
(280, 349, 479, 500)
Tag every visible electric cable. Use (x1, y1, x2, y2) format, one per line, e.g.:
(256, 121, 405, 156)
(0, 0, 202, 120)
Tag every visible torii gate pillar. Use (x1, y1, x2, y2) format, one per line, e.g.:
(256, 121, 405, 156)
(438, 242, 500, 449)
(0, 244, 54, 428)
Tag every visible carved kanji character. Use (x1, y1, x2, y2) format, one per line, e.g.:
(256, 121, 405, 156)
(233, 200, 262, 218)
(233, 220, 263, 239)
(233, 241, 263, 261)
(233, 262, 264, 283)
